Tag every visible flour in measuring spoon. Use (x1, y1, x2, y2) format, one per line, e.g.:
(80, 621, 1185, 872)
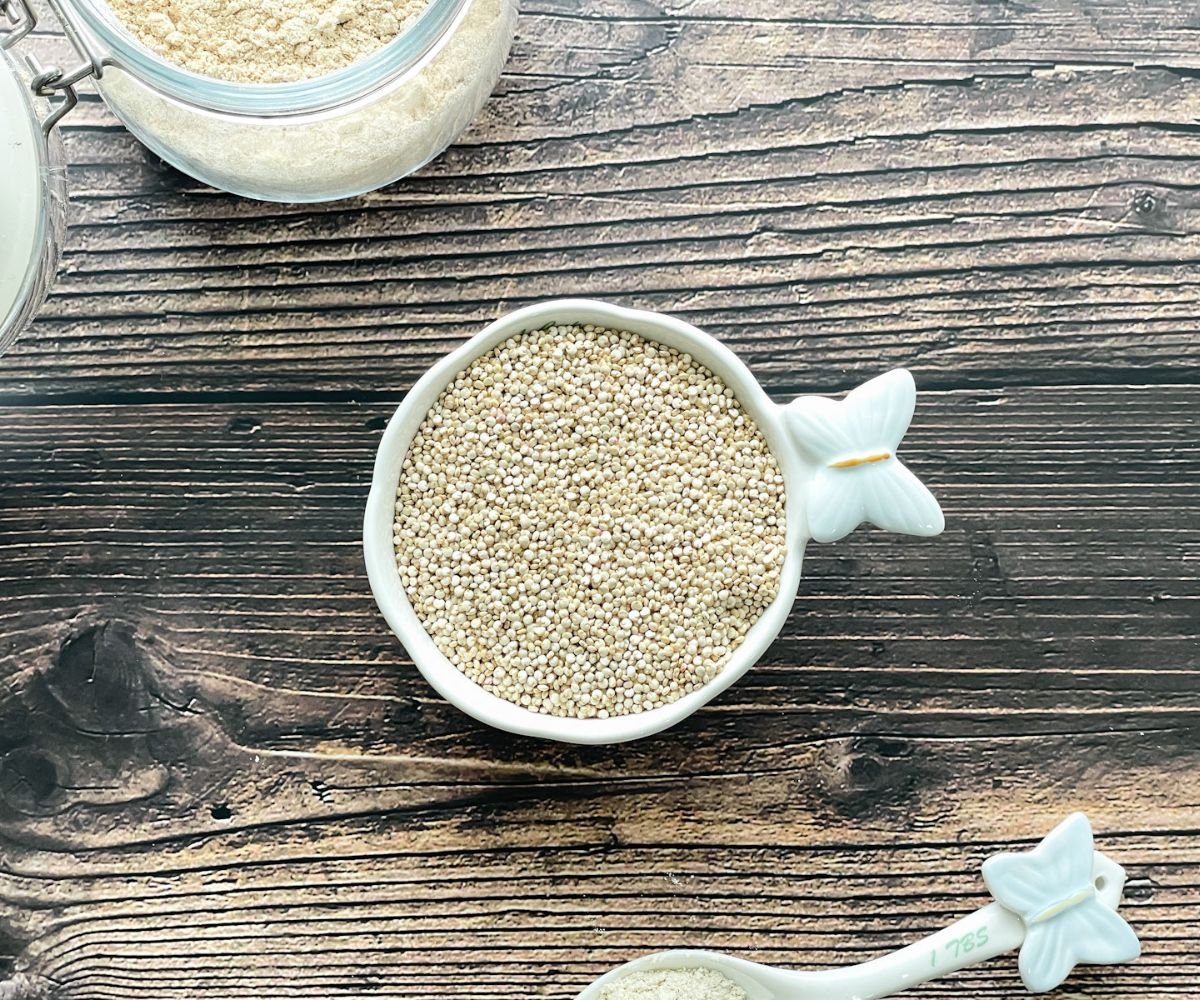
(598, 967, 748, 1000)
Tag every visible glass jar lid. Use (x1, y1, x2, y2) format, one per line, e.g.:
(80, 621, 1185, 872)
(0, 10, 66, 357)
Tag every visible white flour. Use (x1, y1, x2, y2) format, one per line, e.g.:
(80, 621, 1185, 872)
(96, 0, 517, 200)
(106, 0, 433, 83)
(598, 967, 749, 1000)
(0, 60, 40, 334)
(0, 54, 62, 354)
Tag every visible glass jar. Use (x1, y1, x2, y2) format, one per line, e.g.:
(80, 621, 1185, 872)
(0, 0, 517, 352)
(67, 0, 518, 202)
(0, 3, 65, 356)
(5, 0, 517, 201)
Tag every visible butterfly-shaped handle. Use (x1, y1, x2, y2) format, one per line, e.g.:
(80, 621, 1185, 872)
(983, 813, 1142, 993)
(783, 369, 944, 544)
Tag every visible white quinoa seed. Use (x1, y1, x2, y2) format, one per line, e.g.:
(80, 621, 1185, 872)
(393, 324, 787, 719)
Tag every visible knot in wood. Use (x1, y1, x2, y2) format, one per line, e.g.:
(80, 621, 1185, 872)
(816, 735, 921, 819)
(47, 622, 157, 733)
(0, 748, 63, 816)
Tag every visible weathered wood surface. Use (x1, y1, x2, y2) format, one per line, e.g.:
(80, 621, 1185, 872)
(1, 1, 1198, 998)
(9, 2, 1200, 398)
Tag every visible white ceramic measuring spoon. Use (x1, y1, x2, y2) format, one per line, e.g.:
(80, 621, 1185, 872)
(578, 814, 1141, 1000)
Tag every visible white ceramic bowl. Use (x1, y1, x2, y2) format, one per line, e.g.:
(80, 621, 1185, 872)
(364, 299, 944, 743)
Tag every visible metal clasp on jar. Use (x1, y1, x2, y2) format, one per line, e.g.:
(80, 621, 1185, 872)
(0, 0, 103, 133)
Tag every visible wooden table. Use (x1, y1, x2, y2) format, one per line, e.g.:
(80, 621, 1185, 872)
(2, 2, 1197, 997)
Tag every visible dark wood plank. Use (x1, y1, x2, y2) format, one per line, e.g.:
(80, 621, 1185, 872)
(0, 386, 1195, 997)
(3, 2, 1198, 998)
(6, 3, 1200, 396)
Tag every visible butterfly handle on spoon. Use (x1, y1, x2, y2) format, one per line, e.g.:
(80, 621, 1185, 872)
(779, 369, 945, 545)
(579, 815, 1141, 1000)
(762, 847, 1130, 1000)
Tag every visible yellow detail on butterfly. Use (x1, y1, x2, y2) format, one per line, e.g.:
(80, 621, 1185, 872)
(828, 451, 892, 469)
(1028, 887, 1094, 926)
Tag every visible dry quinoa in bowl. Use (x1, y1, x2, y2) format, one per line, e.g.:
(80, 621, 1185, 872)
(392, 322, 787, 720)
(364, 299, 944, 744)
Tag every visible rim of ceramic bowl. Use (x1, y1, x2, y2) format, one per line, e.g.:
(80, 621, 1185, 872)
(364, 299, 812, 743)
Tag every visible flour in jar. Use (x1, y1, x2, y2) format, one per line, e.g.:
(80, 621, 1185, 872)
(95, 0, 517, 201)
(105, 0, 433, 83)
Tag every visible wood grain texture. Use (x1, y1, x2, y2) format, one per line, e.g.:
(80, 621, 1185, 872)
(0, 388, 1196, 998)
(1, 1, 1198, 998)
(7, 2, 1200, 397)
